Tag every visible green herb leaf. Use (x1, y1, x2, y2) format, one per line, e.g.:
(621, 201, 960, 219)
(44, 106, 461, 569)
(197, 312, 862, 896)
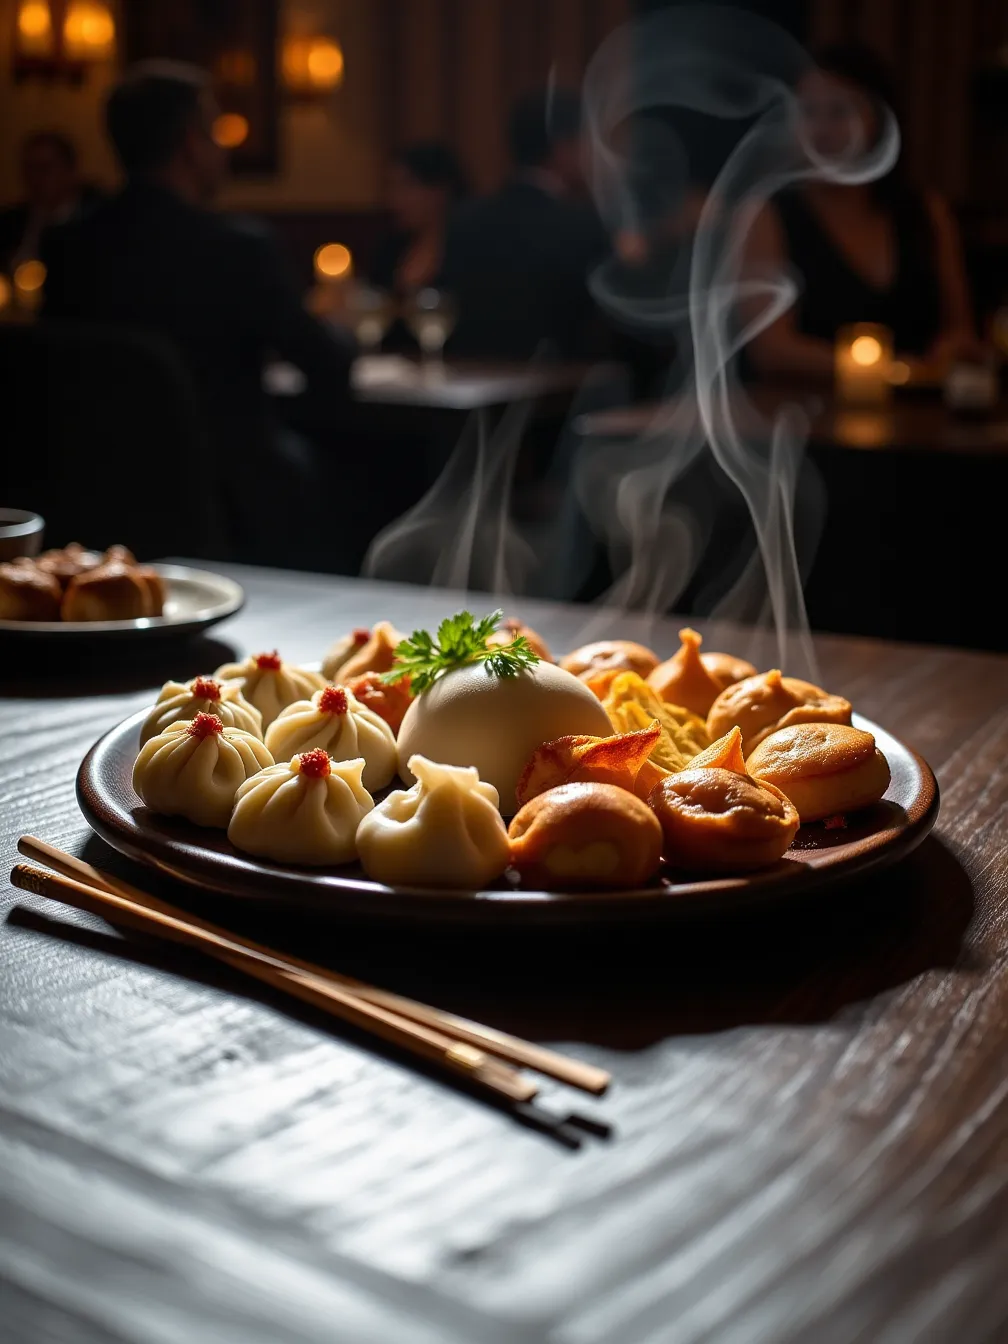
(380, 609, 540, 694)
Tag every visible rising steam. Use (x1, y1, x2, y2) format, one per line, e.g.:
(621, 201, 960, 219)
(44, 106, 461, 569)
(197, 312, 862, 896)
(364, 4, 899, 672)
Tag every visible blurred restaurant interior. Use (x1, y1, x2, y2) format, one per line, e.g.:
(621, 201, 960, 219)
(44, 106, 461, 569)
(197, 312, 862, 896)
(2, 0, 1008, 651)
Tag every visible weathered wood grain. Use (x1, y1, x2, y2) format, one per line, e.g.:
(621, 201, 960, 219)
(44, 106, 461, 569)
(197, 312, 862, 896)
(1, 563, 1006, 1344)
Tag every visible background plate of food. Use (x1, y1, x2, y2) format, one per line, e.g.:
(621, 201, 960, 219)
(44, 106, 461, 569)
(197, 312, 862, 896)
(75, 613, 939, 926)
(0, 543, 244, 641)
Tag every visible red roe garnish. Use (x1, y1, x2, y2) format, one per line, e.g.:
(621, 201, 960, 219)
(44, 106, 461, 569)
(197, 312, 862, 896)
(187, 711, 224, 739)
(318, 685, 349, 715)
(191, 676, 221, 701)
(352, 628, 370, 644)
(296, 748, 331, 778)
(254, 650, 283, 670)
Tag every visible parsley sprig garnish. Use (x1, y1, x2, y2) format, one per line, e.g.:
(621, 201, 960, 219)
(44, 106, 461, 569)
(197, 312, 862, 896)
(380, 609, 539, 694)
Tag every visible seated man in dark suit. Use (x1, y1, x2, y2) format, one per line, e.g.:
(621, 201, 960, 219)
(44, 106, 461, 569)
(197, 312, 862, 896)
(0, 131, 100, 274)
(441, 89, 610, 360)
(42, 61, 356, 566)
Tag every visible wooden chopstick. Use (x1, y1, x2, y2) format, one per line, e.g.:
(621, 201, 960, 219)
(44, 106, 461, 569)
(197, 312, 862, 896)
(18, 836, 610, 1096)
(10, 861, 537, 1106)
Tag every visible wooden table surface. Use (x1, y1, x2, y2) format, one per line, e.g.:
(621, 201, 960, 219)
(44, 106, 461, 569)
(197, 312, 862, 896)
(2, 563, 1007, 1344)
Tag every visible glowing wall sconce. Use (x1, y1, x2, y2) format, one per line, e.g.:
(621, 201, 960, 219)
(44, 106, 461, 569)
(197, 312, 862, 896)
(282, 34, 344, 99)
(13, 0, 115, 81)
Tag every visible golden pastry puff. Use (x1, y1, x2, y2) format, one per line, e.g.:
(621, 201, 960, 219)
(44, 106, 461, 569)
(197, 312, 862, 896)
(61, 563, 156, 622)
(0, 561, 62, 621)
(508, 782, 663, 889)
(334, 621, 405, 682)
(706, 668, 852, 756)
(559, 639, 660, 683)
(133, 565, 166, 616)
(702, 650, 758, 691)
(747, 722, 891, 823)
(648, 767, 799, 873)
(647, 628, 725, 718)
(602, 671, 710, 772)
(35, 542, 102, 589)
(515, 720, 665, 808)
(689, 726, 747, 774)
(486, 618, 554, 662)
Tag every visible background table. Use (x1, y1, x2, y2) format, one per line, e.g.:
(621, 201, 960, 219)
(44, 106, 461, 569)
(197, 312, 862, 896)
(2, 564, 1007, 1344)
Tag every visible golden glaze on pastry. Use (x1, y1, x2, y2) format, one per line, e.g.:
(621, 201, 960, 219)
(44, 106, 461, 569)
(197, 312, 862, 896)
(602, 671, 710, 772)
(0, 561, 62, 621)
(648, 767, 799, 873)
(559, 639, 659, 682)
(689, 726, 748, 774)
(35, 542, 102, 589)
(747, 722, 891, 822)
(647, 628, 725, 717)
(345, 671, 413, 734)
(706, 668, 852, 756)
(486, 618, 553, 662)
(515, 720, 663, 807)
(334, 621, 405, 682)
(508, 782, 663, 888)
(701, 650, 758, 690)
(61, 563, 155, 622)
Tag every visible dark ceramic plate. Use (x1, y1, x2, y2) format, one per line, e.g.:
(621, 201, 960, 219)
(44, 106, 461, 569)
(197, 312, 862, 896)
(0, 564, 244, 642)
(76, 709, 940, 926)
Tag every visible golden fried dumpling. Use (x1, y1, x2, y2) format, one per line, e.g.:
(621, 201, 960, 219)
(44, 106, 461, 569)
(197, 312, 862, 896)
(264, 684, 397, 792)
(345, 671, 413, 734)
(689, 725, 748, 774)
(35, 542, 102, 589)
(515, 720, 665, 808)
(324, 621, 405, 683)
(0, 561, 62, 621)
(559, 639, 659, 682)
(706, 668, 852, 756)
(133, 713, 273, 828)
(214, 651, 327, 729)
(647, 627, 725, 718)
(702, 650, 758, 691)
(61, 563, 155, 622)
(509, 782, 663, 888)
(648, 767, 799, 873)
(486, 618, 554, 662)
(356, 755, 510, 888)
(602, 671, 710, 772)
(140, 675, 263, 746)
(227, 748, 374, 866)
(747, 722, 891, 823)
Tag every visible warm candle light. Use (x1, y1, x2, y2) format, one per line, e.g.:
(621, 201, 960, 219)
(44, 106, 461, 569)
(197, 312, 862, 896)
(62, 1, 115, 62)
(16, 0, 54, 56)
(13, 259, 46, 311)
(283, 35, 344, 95)
(314, 243, 352, 280)
(0, 275, 12, 311)
(835, 323, 893, 405)
(212, 113, 250, 149)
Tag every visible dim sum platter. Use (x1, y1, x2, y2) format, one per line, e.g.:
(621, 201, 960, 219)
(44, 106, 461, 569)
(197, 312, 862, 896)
(78, 707, 938, 927)
(0, 564, 244, 640)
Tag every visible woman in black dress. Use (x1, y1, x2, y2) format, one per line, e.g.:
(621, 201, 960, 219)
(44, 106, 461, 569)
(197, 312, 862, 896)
(744, 43, 980, 378)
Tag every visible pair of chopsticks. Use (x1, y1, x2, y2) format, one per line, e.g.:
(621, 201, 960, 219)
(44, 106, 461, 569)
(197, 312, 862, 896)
(11, 836, 610, 1111)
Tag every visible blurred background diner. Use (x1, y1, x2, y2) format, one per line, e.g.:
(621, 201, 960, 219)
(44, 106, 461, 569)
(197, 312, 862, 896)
(2, 0, 1008, 651)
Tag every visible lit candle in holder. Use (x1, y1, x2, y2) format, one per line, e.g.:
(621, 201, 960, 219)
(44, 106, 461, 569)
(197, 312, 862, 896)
(834, 322, 893, 405)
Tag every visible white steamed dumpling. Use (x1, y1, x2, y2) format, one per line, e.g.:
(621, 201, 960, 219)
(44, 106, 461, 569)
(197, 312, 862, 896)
(264, 685, 396, 791)
(140, 675, 262, 746)
(213, 651, 327, 728)
(227, 749, 374, 866)
(356, 755, 511, 888)
(133, 713, 274, 827)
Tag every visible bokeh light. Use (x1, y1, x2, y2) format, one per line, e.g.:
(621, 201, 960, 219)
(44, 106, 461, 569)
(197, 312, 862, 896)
(16, 0, 54, 55)
(212, 113, 250, 149)
(14, 260, 47, 294)
(314, 243, 353, 279)
(283, 35, 344, 93)
(850, 335, 883, 367)
(62, 1, 115, 61)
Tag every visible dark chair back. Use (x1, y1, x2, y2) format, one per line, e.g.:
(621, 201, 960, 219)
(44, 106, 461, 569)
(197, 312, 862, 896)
(0, 320, 230, 561)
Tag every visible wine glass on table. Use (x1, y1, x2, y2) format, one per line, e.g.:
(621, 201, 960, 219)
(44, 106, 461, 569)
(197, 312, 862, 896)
(343, 282, 395, 356)
(404, 287, 457, 376)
